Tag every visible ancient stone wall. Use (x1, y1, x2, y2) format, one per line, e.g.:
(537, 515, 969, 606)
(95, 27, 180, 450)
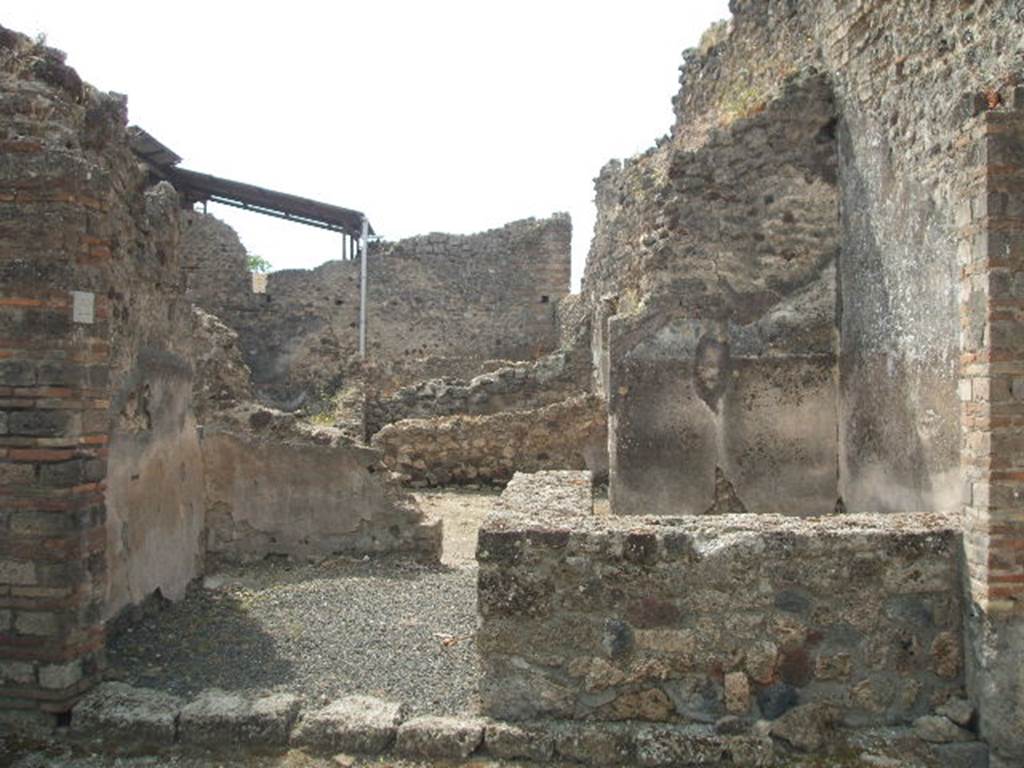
(185, 213, 573, 406)
(190, 307, 256, 421)
(365, 351, 591, 436)
(371, 395, 607, 487)
(478, 473, 964, 729)
(188, 303, 442, 562)
(182, 211, 252, 319)
(587, 0, 1022, 517)
(201, 414, 441, 563)
(603, 72, 840, 516)
(102, 181, 204, 622)
(0, 28, 203, 723)
(555, 292, 590, 355)
(958, 98, 1024, 765)
(367, 217, 571, 367)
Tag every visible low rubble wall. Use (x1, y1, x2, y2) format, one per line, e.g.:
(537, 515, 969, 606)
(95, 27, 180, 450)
(202, 407, 441, 562)
(64, 682, 985, 767)
(371, 395, 608, 487)
(365, 351, 590, 436)
(477, 473, 965, 729)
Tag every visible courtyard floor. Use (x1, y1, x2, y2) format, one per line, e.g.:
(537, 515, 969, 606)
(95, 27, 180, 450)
(103, 489, 496, 718)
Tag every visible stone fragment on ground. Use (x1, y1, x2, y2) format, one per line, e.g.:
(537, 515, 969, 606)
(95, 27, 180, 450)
(914, 714, 976, 743)
(179, 689, 300, 747)
(71, 682, 183, 746)
(291, 696, 405, 754)
(395, 715, 484, 759)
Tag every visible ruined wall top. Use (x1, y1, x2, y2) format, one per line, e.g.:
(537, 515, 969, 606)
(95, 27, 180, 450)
(185, 212, 573, 404)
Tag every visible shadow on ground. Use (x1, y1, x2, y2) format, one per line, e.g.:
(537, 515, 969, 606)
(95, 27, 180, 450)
(105, 553, 480, 715)
(106, 583, 296, 697)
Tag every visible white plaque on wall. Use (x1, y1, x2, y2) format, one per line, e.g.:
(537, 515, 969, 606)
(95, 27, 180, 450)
(71, 290, 95, 324)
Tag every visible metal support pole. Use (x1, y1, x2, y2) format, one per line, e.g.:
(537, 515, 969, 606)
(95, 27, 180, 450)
(358, 217, 369, 359)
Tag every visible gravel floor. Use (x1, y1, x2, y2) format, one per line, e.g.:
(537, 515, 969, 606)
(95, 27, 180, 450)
(105, 491, 497, 717)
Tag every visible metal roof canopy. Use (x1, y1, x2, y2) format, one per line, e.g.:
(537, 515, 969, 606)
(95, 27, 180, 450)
(128, 126, 182, 168)
(128, 125, 374, 357)
(127, 126, 373, 240)
(168, 167, 373, 239)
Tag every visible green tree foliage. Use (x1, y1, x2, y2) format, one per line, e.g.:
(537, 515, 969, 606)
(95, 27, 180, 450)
(247, 254, 272, 273)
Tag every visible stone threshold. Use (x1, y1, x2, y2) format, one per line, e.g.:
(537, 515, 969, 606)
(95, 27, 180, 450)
(41, 683, 987, 767)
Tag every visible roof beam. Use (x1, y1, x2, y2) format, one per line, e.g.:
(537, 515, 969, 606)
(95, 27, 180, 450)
(168, 167, 373, 239)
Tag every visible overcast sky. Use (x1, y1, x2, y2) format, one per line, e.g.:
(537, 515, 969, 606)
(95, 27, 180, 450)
(6, 1, 730, 288)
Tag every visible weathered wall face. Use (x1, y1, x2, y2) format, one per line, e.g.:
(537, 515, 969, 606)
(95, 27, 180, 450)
(586, 0, 1022, 516)
(103, 184, 204, 620)
(818, 3, 1013, 515)
(190, 307, 256, 422)
(604, 73, 840, 516)
(958, 102, 1024, 766)
(367, 217, 571, 368)
(478, 473, 964, 727)
(185, 213, 573, 406)
(0, 28, 202, 721)
(188, 311, 441, 563)
(202, 421, 440, 563)
(371, 394, 608, 488)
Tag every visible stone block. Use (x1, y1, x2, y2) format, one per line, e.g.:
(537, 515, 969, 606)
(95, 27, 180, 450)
(0, 461, 33, 486)
(484, 721, 555, 761)
(769, 702, 838, 752)
(932, 631, 962, 679)
(478, 656, 576, 720)
(0, 559, 37, 585)
(71, 682, 183, 746)
(555, 722, 634, 766)
(605, 687, 675, 721)
(291, 695, 404, 754)
(8, 409, 77, 437)
(635, 724, 771, 767)
(756, 682, 798, 719)
(498, 470, 593, 517)
(395, 715, 484, 760)
(38, 459, 88, 487)
(0, 661, 35, 685)
(14, 610, 60, 637)
(0, 360, 36, 387)
(937, 697, 976, 728)
(745, 640, 779, 684)
(931, 741, 990, 768)
(725, 672, 751, 714)
(179, 689, 300, 748)
(38, 660, 82, 690)
(914, 715, 976, 743)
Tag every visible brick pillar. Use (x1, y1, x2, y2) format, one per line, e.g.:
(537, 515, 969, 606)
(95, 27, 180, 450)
(959, 103, 1024, 766)
(0, 136, 113, 725)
